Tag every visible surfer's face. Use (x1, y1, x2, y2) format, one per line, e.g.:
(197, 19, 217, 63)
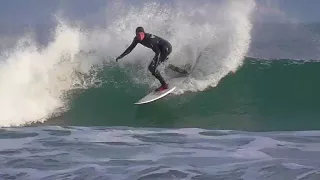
(136, 32, 145, 41)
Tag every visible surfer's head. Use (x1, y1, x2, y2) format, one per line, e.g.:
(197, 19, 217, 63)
(135, 26, 145, 41)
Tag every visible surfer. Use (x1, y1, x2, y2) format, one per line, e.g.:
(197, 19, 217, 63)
(116, 27, 188, 91)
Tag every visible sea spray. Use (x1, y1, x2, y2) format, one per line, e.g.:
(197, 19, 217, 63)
(104, 0, 256, 93)
(0, 21, 100, 127)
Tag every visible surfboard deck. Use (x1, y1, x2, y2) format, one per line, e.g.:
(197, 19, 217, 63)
(134, 77, 186, 105)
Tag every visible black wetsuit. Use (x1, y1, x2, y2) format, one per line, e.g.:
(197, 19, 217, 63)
(118, 33, 172, 86)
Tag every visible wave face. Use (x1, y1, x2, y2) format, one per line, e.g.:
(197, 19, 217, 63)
(0, 0, 256, 127)
(46, 58, 319, 131)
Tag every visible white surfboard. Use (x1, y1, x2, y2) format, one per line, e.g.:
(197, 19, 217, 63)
(134, 77, 186, 105)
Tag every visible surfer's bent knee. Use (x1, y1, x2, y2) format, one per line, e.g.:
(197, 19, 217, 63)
(148, 63, 156, 75)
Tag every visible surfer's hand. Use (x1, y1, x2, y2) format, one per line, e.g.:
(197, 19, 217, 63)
(116, 56, 121, 62)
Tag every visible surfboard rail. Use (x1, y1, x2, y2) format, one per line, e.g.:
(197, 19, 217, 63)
(134, 77, 186, 105)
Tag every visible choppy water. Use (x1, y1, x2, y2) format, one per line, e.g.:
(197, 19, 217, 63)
(1, 127, 320, 180)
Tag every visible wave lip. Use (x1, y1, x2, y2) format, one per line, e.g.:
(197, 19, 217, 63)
(0, 22, 100, 127)
(183, 0, 256, 93)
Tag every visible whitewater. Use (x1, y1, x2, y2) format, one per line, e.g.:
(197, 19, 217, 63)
(0, 0, 255, 127)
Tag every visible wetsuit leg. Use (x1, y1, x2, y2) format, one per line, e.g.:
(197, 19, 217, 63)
(159, 43, 172, 63)
(160, 43, 189, 75)
(167, 64, 189, 75)
(149, 43, 172, 85)
(148, 56, 167, 86)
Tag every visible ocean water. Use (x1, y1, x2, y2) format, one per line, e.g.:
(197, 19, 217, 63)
(0, 0, 320, 179)
(1, 127, 320, 180)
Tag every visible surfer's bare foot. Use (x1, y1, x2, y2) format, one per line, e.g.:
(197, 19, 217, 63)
(155, 83, 168, 92)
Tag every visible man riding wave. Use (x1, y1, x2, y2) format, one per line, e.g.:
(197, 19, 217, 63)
(116, 27, 188, 91)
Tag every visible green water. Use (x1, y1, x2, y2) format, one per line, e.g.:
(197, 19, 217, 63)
(46, 58, 320, 131)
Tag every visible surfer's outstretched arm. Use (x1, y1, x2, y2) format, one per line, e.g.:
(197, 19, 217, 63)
(116, 38, 138, 61)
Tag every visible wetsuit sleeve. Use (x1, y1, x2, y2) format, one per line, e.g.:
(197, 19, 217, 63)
(119, 38, 138, 59)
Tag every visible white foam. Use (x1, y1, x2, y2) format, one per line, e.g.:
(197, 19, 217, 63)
(282, 163, 310, 170)
(173, 0, 256, 93)
(0, 20, 101, 127)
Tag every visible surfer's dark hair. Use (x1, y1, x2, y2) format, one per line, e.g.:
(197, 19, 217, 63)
(136, 27, 145, 33)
